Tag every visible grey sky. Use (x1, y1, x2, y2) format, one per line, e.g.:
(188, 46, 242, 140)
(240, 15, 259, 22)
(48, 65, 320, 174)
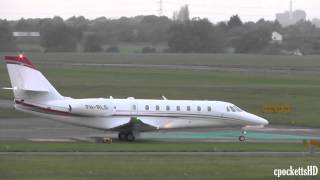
(1, 0, 319, 22)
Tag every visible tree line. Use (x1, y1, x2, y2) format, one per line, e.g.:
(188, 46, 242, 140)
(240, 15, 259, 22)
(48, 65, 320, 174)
(0, 15, 320, 54)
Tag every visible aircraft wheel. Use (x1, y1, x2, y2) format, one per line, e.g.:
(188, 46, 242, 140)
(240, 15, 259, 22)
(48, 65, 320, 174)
(238, 135, 246, 142)
(126, 132, 135, 142)
(118, 132, 127, 141)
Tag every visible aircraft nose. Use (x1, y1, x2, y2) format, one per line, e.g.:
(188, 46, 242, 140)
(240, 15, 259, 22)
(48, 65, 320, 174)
(257, 116, 269, 126)
(246, 113, 269, 126)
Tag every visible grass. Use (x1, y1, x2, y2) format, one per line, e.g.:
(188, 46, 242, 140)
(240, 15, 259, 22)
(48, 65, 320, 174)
(0, 109, 32, 118)
(0, 142, 310, 152)
(0, 155, 319, 180)
(1, 53, 320, 127)
(2, 52, 320, 68)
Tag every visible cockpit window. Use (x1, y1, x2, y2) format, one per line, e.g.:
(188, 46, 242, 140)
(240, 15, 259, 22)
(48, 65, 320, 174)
(227, 105, 243, 113)
(234, 106, 243, 112)
(229, 106, 236, 112)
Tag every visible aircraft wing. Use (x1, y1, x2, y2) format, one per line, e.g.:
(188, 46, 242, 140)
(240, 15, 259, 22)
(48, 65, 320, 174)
(111, 117, 158, 132)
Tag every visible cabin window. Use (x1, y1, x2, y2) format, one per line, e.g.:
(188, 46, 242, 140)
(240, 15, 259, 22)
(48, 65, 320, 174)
(176, 106, 181, 111)
(145, 105, 149, 111)
(197, 106, 201, 111)
(166, 105, 170, 111)
(207, 106, 212, 112)
(132, 105, 137, 110)
(230, 106, 236, 112)
(114, 106, 117, 109)
(156, 105, 160, 111)
(187, 106, 191, 111)
(226, 107, 230, 112)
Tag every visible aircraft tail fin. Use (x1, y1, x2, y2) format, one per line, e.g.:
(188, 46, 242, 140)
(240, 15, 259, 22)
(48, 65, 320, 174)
(3, 54, 64, 102)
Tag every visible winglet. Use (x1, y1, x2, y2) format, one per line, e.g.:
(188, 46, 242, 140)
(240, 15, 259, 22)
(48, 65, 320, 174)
(4, 54, 36, 69)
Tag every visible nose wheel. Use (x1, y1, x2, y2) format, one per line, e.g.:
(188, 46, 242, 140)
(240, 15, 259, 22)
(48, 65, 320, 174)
(238, 135, 246, 142)
(238, 129, 247, 142)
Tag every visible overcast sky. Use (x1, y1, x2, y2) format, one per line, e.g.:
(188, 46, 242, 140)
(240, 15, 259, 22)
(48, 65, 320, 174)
(1, 0, 319, 22)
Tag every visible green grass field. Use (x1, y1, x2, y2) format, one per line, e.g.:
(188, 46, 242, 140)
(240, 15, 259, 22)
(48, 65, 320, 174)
(1, 141, 317, 180)
(0, 142, 310, 152)
(1, 52, 320, 68)
(1, 53, 320, 127)
(0, 155, 319, 180)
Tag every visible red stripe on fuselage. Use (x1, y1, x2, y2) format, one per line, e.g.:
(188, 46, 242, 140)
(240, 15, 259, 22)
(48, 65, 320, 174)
(15, 100, 71, 116)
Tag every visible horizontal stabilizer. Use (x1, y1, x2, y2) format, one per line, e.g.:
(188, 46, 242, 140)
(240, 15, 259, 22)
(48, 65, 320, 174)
(21, 87, 49, 92)
(2, 87, 14, 90)
(2, 86, 48, 92)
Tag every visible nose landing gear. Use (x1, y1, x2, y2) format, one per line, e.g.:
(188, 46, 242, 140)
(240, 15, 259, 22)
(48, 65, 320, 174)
(238, 135, 246, 142)
(238, 129, 247, 142)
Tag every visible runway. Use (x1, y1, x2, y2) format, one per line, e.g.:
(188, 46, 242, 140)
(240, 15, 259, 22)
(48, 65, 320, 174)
(0, 116, 319, 142)
(0, 117, 101, 141)
(1, 99, 320, 142)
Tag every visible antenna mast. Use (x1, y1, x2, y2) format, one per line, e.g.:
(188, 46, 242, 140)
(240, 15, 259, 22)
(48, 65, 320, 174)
(289, 0, 293, 20)
(158, 0, 163, 16)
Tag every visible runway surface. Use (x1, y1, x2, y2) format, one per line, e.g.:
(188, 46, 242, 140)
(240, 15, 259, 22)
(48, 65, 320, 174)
(1, 99, 320, 142)
(0, 116, 319, 142)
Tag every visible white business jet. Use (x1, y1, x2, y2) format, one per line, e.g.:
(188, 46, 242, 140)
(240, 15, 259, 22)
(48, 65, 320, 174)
(3, 54, 268, 141)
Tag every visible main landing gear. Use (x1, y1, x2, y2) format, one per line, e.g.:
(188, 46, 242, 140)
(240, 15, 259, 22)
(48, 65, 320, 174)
(238, 130, 247, 142)
(118, 131, 135, 142)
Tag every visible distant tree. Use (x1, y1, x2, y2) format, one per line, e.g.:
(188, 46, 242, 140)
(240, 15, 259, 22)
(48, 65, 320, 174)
(90, 17, 134, 44)
(6, 14, 320, 54)
(92, 17, 108, 23)
(51, 16, 64, 25)
(284, 20, 320, 54)
(274, 20, 282, 31)
(255, 19, 281, 33)
(39, 17, 82, 52)
(235, 28, 271, 53)
(168, 18, 225, 53)
(136, 15, 171, 43)
(227, 15, 243, 30)
(14, 18, 37, 31)
(0, 20, 16, 51)
(66, 16, 89, 31)
(216, 21, 228, 32)
(83, 34, 102, 52)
